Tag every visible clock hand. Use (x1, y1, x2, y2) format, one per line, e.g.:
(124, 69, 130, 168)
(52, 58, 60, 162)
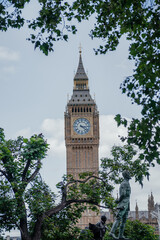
(80, 125, 86, 129)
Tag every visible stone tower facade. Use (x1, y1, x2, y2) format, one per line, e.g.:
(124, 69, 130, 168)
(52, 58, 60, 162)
(148, 192, 155, 223)
(135, 202, 139, 220)
(64, 50, 99, 228)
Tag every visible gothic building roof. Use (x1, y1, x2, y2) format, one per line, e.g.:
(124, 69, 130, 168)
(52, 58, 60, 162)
(74, 52, 88, 80)
(68, 90, 95, 105)
(129, 211, 149, 219)
(68, 50, 96, 105)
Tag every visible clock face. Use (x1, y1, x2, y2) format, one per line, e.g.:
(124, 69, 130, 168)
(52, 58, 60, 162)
(73, 118, 91, 135)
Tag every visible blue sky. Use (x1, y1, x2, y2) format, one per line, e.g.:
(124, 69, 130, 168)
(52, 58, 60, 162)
(0, 2, 160, 236)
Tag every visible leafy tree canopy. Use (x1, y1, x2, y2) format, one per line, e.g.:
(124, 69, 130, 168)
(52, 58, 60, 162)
(0, 128, 149, 240)
(1, 0, 159, 167)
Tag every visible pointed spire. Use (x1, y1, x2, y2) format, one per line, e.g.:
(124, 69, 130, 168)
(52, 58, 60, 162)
(150, 192, 155, 210)
(74, 48, 88, 81)
(68, 48, 96, 105)
(135, 201, 139, 219)
(148, 192, 155, 213)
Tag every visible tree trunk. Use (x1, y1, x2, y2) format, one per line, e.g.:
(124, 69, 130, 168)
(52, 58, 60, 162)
(31, 215, 44, 240)
(17, 198, 31, 240)
(20, 218, 31, 240)
(21, 235, 31, 240)
(31, 230, 42, 240)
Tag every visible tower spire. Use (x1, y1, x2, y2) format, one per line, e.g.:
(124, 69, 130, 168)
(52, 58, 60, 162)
(135, 201, 139, 219)
(74, 47, 88, 90)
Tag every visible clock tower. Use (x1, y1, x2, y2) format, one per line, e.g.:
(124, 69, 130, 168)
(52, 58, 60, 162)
(64, 49, 99, 227)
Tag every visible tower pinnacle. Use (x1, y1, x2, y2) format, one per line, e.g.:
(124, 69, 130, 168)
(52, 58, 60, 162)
(74, 49, 88, 90)
(79, 43, 82, 54)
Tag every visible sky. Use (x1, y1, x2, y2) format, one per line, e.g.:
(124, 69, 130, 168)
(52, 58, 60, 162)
(0, 0, 160, 236)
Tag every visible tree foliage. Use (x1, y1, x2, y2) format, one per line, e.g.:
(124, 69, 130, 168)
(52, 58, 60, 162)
(1, 0, 159, 167)
(0, 128, 148, 240)
(125, 220, 159, 240)
(104, 220, 159, 240)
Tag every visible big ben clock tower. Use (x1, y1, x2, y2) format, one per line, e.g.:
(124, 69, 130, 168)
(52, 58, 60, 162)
(64, 49, 99, 227)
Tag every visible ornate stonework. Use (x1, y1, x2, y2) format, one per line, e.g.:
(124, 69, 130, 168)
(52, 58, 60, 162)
(64, 51, 100, 228)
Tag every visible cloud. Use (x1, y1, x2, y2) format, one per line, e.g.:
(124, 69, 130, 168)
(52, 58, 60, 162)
(41, 118, 65, 158)
(41, 118, 64, 139)
(15, 127, 32, 138)
(0, 46, 20, 61)
(99, 115, 127, 158)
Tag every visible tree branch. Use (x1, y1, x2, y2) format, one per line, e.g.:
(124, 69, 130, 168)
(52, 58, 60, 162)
(59, 174, 107, 203)
(32, 174, 109, 239)
(1, 158, 14, 182)
(26, 159, 41, 183)
(22, 159, 32, 181)
(45, 198, 102, 217)
(32, 196, 106, 240)
(58, 175, 103, 203)
(0, 169, 8, 179)
(66, 175, 105, 188)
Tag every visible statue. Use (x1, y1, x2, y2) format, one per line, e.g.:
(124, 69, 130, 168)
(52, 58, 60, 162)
(109, 170, 131, 240)
(89, 215, 107, 240)
(96, 215, 107, 240)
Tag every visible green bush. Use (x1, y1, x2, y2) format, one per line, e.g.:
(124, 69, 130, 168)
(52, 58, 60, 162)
(104, 220, 159, 240)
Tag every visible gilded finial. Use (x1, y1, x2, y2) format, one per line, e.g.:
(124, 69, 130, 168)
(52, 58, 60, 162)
(79, 43, 82, 54)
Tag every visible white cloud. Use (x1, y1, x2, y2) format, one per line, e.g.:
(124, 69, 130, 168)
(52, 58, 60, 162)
(15, 127, 32, 138)
(0, 46, 20, 61)
(41, 118, 65, 159)
(47, 138, 65, 157)
(41, 118, 64, 139)
(99, 115, 127, 158)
